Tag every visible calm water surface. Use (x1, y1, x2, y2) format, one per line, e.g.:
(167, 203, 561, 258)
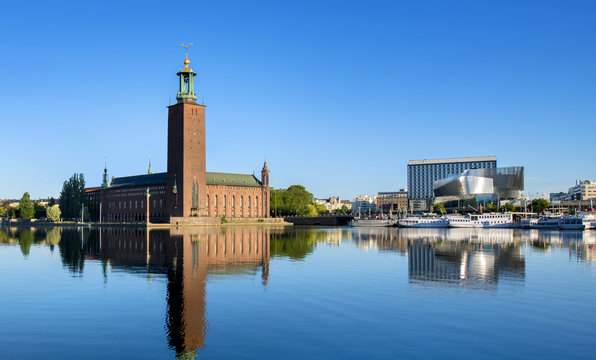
(0, 226, 594, 359)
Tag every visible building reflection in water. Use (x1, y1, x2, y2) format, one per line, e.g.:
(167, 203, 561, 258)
(80, 226, 271, 359)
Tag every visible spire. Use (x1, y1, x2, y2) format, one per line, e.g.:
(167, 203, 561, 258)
(148, 155, 152, 174)
(101, 159, 110, 189)
(176, 43, 198, 104)
(261, 160, 269, 187)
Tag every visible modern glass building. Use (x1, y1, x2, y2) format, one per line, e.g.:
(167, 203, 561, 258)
(433, 166, 525, 200)
(407, 156, 497, 200)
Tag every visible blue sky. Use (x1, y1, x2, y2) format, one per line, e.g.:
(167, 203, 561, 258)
(1, 0, 595, 200)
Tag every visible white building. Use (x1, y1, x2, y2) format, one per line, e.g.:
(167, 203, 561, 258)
(351, 195, 377, 214)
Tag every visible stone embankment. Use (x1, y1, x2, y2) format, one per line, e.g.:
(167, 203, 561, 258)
(283, 215, 353, 226)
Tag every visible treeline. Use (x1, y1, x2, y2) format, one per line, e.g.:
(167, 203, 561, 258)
(1, 173, 87, 222)
(269, 185, 349, 216)
(0, 193, 60, 221)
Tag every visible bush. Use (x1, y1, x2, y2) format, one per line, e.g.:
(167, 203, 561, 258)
(47, 205, 61, 222)
(220, 215, 229, 224)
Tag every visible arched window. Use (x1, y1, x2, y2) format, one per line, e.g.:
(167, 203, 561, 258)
(215, 195, 218, 216)
(256, 196, 259, 217)
(248, 196, 251, 217)
(240, 196, 244, 217)
(206, 195, 210, 215)
(232, 195, 235, 217)
(224, 195, 227, 214)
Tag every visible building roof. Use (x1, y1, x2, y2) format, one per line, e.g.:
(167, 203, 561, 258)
(206, 172, 263, 187)
(110, 172, 168, 188)
(95, 171, 263, 190)
(408, 156, 497, 166)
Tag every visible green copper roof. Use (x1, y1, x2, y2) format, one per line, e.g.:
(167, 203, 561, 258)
(106, 171, 262, 189)
(206, 172, 263, 187)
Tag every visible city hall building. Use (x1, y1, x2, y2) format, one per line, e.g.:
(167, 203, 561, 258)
(86, 54, 270, 223)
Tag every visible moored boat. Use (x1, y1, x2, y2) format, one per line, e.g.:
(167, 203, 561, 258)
(349, 219, 395, 227)
(448, 213, 513, 228)
(398, 216, 449, 228)
(521, 216, 561, 229)
(558, 213, 596, 230)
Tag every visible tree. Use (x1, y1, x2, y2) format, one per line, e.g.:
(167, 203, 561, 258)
(34, 201, 46, 219)
(433, 202, 446, 214)
(532, 198, 550, 214)
(47, 205, 61, 222)
(503, 203, 515, 212)
(315, 203, 329, 215)
(59, 173, 86, 219)
(270, 185, 316, 216)
(9, 207, 19, 219)
(19, 192, 35, 219)
(484, 204, 498, 213)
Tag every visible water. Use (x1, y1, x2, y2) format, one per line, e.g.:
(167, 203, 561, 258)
(0, 226, 594, 359)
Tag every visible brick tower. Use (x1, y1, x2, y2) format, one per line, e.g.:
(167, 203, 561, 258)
(167, 52, 207, 217)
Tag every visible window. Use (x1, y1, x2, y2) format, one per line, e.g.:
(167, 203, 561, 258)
(160, 199, 163, 208)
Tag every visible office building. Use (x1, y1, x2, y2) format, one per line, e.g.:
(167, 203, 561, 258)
(408, 156, 497, 201)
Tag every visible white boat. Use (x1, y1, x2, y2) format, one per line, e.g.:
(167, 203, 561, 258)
(398, 216, 449, 228)
(349, 219, 394, 227)
(558, 213, 596, 230)
(521, 216, 561, 229)
(448, 213, 513, 228)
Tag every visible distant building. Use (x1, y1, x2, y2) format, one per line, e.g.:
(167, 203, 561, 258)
(554, 180, 596, 201)
(549, 192, 567, 202)
(408, 156, 497, 201)
(314, 196, 352, 212)
(377, 190, 408, 214)
(351, 195, 376, 214)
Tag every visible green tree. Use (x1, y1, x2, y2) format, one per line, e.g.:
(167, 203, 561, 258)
(532, 198, 550, 214)
(59, 173, 86, 219)
(503, 203, 516, 212)
(433, 202, 446, 214)
(47, 205, 61, 222)
(19, 192, 35, 219)
(33, 201, 46, 219)
(270, 185, 316, 216)
(315, 203, 329, 215)
(0, 206, 6, 218)
(9, 206, 19, 219)
(484, 204, 498, 213)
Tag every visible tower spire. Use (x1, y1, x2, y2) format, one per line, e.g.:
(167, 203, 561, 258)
(148, 155, 153, 174)
(176, 43, 198, 104)
(101, 158, 110, 189)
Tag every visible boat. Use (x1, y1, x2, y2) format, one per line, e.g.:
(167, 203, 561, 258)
(349, 218, 395, 227)
(448, 213, 513, 228)
(521, 216, 561, 229)
(558, 213, 596, 230)
(398, 216, 449, 228)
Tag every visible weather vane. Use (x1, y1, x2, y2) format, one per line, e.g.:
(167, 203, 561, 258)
(180, 43, 193, 56)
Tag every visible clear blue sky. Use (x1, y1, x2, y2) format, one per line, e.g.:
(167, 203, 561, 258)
(1, 0, 595, 200)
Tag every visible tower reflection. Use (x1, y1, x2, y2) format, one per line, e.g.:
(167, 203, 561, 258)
(84, 226, 271, 359)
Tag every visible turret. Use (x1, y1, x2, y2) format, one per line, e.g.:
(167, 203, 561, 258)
(261, 161, 269, 187)
(101, 164, 110, 189)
